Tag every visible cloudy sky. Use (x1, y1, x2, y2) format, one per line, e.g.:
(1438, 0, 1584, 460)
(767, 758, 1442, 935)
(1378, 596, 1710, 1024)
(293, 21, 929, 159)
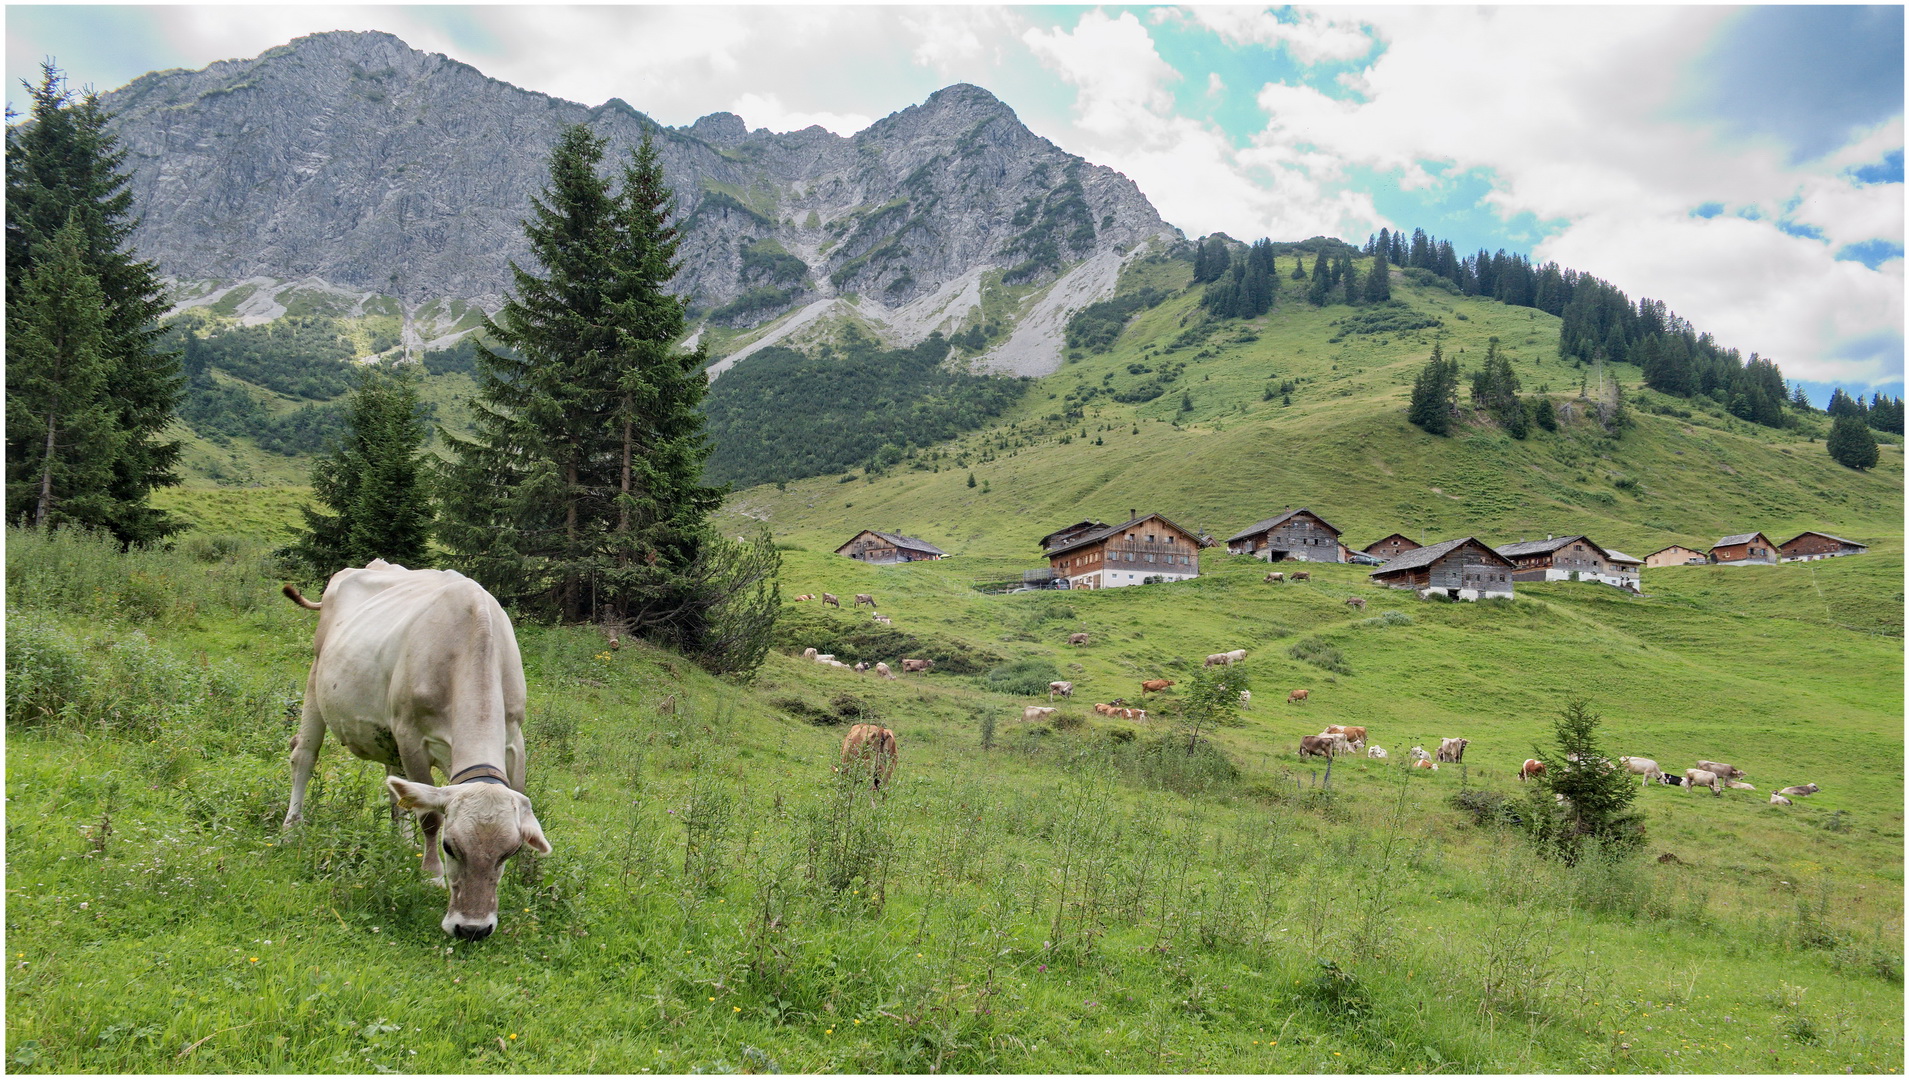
(8, 4, 1903, 398)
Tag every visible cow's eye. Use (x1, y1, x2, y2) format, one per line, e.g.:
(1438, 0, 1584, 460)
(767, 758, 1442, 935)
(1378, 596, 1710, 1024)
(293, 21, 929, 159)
(441, 841, 460, 861)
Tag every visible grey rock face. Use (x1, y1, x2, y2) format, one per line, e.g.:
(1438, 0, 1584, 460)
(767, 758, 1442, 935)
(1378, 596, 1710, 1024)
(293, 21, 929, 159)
(101, 30, 1176, 337)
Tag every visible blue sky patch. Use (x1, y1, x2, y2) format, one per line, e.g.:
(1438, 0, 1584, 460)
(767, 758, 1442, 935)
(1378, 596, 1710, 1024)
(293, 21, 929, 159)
(1351, 163, 1567, 257)
(1691, 202, 1724, 219)
(1835, 240, 1905, 269)
(1849, 149, 1904, 185)
(1778, 220, 1826, 241)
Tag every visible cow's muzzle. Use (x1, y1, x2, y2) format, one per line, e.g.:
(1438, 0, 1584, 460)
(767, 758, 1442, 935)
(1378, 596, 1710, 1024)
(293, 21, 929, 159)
(445, 914, 497, 941)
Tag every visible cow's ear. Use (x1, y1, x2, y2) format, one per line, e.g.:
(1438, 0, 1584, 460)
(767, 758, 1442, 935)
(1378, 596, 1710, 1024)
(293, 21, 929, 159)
(519, 805, 552, 856)
(386, 777, 451, 812)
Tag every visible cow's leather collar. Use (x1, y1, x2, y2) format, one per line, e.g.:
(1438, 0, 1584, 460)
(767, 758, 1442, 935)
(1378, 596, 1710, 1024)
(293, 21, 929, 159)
(450, 763, 509, 786)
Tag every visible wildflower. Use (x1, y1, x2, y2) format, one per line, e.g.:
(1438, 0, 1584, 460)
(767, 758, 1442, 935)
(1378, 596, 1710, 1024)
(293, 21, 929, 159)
(508, 1034, 517, 1041)
(734, 1007, 741, 1013)
(853, 1020, 861, 1025)
(249, 957, 258, 963)
(708, 997, 716, 1002)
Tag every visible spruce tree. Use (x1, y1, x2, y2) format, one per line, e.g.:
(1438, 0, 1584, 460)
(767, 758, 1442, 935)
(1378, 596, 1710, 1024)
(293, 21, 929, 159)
(1524, 698, 1645, 865)
(6, 218, 121, 529)
(6, 63, 181, 543)
(1363, 250, 1391, 303)
(439, 126, 726, 635)
(282, 363, 434, 578)
(1339, 255, 1359, 305)
(1826, 413, 1880, 470)
(1408, 344, 1458, 435)
(1306, 254, 1331, 306)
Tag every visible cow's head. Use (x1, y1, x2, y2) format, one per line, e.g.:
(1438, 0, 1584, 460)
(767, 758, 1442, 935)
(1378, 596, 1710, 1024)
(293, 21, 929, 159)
(386, 778, 552, 940)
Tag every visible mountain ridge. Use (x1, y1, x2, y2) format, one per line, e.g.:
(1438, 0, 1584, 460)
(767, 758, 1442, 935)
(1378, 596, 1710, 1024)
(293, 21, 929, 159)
(96, 30, 1178, 368)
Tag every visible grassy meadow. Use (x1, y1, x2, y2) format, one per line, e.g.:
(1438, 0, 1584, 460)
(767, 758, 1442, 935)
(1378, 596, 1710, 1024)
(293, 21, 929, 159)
(8, 256, 1904, 1073)
(5, 518, 1901, 1073)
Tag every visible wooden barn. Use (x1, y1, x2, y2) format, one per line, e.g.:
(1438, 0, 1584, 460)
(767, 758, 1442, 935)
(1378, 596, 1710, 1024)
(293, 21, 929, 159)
(1708, 532, 1779, 565)
(1225, 508, 1345, 562)
(835, 530, 947, 564)
(1369, 537, 1516, 601)
(1645, 544, 1709, 568)
(1779, 532, 1868, 562)
(1037, 520, 1107, 552)
(1363, 533, 1422, 561)
(1044, 512, 1202, 590)
(1494, 535, 1641, 590)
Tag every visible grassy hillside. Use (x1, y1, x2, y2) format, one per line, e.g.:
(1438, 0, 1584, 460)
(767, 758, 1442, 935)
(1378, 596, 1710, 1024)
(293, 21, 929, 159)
(714, 262, 1901, 564)
(6, 511, 1901, 1072)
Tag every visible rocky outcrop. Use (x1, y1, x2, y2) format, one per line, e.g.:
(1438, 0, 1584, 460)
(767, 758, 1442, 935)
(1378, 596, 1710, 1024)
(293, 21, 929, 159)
(100, 30, 1178, 365)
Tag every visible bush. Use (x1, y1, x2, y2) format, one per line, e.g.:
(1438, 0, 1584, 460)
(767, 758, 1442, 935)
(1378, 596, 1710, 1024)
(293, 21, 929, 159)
(985, 658, 1063, 696)
(773, 607, 1003, 674)
(1450, 788, 1521, 828)
(1523, 699, 1645, 865)
(1101, 733, 1238, 795)
(1287, 636, 1352, 675)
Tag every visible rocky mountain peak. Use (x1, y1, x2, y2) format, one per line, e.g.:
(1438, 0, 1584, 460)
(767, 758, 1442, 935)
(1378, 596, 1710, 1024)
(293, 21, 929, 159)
(98, 31, 1178, 371)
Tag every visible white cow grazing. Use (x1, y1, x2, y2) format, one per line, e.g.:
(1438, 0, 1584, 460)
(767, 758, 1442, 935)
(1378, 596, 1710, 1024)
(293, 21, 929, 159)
(283, 562, 551, 940)
(1366, 745, 1387, 760)
(1685, 768, 1722, 796)
(1238, 690, 1252, 708)
(1619, 756, 1665, 785)
(1049, 681, 1074, 699)
(1022, 706, 1057, 724)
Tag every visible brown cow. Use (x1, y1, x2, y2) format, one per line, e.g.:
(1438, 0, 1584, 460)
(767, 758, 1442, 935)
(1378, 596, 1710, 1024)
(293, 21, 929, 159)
(1290, 570, 1311, 581)
(900, 658, 934, 673)
(1141, 679, 1174, 693)
(793, 594, 815, 602)
(821, 592, 841, 608)
(874, 662, 896, 680)
(1093, 703, 1115, 716)
(1324, 724, 1366, 745)
(1298, 734, 1337, 759)
(1264, 572, 1285, 583)
(1067, 633, 1090, 646)
(838, 724, 897, 797)
(1695, 760, 1744, 781)
(854, 593, 876, 608)
(1519, 759, 1546, 782)
(1413, 758, 1439, 770)
(1287, 688, 1310, 705)
(1344, 596, 1367, 610)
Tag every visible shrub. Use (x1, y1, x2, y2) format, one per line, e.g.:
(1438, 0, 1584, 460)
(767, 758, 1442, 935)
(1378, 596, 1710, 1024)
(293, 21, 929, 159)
(1523, 698, 1645, 865)
(985, 658, 1063, 696)
(1450, 788, 1521, 828)
(1287, 636, 1352, 675)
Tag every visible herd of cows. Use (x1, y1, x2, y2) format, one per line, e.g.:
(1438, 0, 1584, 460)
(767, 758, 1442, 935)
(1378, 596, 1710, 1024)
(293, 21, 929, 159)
(274, 560, 1828, 940)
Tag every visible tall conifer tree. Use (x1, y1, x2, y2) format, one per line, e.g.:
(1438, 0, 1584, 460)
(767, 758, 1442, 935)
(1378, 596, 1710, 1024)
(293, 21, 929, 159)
(438, 126, 726, 635)
(6, 63, 181, 543)
(283, 364, 434, 577)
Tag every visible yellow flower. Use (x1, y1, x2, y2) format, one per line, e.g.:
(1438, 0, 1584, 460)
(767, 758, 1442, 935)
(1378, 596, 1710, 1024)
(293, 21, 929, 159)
(826, 1028, 834, 1035)
(508, 1034, 517, 1041)
(854, 1020, 861, 1025)
(708, 997, 716, 1002)
(248, 957, 258, 963)
(734, 1007, 741, 1013)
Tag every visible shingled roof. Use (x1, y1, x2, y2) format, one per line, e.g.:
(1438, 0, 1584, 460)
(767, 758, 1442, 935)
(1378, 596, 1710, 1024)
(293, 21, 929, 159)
(1604, 549, 1642, 565)
(1493, 536, 1588, 559)
(1782, 531, 1864, 548)
(1369, 536, 1511, 576)
(1713, 532, 1771, 548)
(1225, 508, 1342, 544)
(846, 530, 945, 556)
(1045, 512, 1201, 558)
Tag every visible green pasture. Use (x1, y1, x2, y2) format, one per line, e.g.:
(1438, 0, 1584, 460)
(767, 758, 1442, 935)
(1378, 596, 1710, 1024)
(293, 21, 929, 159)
(5, 527, 1901, 1073)
(714, 270, 1901, 561)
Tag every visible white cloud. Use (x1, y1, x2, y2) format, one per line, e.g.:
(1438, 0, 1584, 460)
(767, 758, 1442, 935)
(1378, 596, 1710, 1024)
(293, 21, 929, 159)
(1184, 7, 1374, 65)
(1207, 71, 1225, 97)
(1220, 5, 1902, 382)
(1021, 9, 1387, 241)
(726, 92, 871, 137)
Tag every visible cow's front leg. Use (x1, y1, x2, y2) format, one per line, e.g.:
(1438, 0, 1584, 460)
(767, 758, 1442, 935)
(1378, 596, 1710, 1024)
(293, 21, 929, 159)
(396, 746, 446, 887)
(283, 698, 327, 828)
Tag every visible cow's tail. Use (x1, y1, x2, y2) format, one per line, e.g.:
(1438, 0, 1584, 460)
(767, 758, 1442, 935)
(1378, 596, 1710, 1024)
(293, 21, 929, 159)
(283, 583, 322, 611)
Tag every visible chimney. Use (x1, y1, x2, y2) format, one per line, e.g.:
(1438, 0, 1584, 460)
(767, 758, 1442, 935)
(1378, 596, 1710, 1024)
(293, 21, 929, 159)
(1546, 534, 1553, 541)
(1129, 508, 1136, 522)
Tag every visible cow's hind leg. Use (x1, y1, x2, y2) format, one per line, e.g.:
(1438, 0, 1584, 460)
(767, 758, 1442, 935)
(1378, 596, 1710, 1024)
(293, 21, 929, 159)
(283, 696, 327, 828)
